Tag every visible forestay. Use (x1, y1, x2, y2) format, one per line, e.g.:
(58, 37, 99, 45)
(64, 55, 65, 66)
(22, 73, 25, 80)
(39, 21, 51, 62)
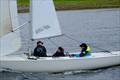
(0, 0, 21, 56)
(30, 0, 62, 39)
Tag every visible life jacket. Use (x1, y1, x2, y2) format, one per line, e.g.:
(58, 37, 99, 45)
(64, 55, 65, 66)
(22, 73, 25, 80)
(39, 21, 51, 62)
(85, 46, 91, 56)
(74, 46, 91, 57)
(86, 46, 91, 52)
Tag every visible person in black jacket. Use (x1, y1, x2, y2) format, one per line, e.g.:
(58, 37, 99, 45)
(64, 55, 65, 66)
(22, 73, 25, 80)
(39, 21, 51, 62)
(52, 47, 65, 57)
(33, 41, 47, 57)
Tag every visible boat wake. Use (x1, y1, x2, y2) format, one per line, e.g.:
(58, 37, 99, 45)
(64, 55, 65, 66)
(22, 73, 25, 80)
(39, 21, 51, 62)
(51, 65, 120, 75)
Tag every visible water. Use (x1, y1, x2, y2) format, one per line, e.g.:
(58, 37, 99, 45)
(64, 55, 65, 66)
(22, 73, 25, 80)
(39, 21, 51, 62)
(0, 8, 120, 80)
(0, 66, 120, 80)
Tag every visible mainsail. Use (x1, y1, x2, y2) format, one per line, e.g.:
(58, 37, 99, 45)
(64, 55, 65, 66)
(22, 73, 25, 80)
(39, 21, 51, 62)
(30, 0, 62, 39)
(0, 0, 21, 56)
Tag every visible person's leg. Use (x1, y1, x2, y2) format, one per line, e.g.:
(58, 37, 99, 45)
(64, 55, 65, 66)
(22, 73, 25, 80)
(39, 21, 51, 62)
(80, 53, 86, 57)
(74, 54, 80, 57)
(86, 52, 91, 56)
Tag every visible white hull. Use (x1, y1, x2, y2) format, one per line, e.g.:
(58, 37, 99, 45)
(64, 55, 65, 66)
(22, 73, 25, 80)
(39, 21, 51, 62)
(0, 51, 120, 72)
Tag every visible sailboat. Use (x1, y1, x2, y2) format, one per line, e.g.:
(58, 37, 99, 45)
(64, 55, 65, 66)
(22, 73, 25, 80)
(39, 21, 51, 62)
(0, 0, 120, 72)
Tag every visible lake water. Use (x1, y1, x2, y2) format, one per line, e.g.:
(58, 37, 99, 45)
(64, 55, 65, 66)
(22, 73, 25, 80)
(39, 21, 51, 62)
(0, 8, 120, 80)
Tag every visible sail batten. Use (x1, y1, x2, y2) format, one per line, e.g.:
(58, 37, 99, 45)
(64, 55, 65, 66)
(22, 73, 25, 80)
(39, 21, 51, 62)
(30, 0, 62, 39)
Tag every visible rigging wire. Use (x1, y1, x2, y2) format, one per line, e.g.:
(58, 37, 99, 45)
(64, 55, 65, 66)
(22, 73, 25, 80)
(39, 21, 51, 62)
(48, 34, 111, 53)
(64, 34, 111, 53)
(13, 21, 30, 32)
(47, 34, 111, 53)
(47, 36, 78, 53)
(47, 38, 60, 47)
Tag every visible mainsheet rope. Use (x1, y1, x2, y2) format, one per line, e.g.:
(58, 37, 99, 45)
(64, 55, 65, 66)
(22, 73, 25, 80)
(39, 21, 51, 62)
(48, 34, 111, 53)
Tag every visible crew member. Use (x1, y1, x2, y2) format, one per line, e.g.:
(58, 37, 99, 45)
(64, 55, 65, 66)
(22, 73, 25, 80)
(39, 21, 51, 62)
(52, 47, 65, 57)
(79, 43, 91, 57)
(33, 41, 47, 57)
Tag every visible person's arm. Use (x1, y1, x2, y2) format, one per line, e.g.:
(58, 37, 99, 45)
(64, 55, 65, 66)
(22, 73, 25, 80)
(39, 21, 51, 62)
(81, 48, 86, 54)
(61, 52, 65, 56)
(44, 47, 46, 53)
(52, 52, 59, 57)
(33, 47, 37, 56)
(42, 46, 47, 56)
(52, 53, 56, 57)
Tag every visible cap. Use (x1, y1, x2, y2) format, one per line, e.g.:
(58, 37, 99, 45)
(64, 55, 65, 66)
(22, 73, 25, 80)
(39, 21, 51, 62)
(37, 41, 43, 45)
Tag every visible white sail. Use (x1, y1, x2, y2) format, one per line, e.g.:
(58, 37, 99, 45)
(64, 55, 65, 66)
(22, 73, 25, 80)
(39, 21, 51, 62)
(9, 0, 19, 31)
(0, 0, 21, 56)
(30, 0, 62, 39)
(0, 0, 12, 37)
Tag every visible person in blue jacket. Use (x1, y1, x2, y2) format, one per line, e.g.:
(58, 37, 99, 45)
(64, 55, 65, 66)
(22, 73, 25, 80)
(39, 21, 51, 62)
(79, 43, 91, 57)
(71, 43, 91, 57)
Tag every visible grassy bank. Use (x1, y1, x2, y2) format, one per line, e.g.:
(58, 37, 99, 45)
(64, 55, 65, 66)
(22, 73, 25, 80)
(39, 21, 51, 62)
(17, 0, 120, 13)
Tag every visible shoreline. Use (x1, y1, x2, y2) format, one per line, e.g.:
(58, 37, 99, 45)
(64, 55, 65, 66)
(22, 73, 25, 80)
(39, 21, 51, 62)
(18, 7, 120, 13)
(19, 7, 120, 14)
(17, 0, 120, 13)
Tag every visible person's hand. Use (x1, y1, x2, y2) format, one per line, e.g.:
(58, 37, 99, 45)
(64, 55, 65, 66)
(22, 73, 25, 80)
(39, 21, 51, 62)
(69, 54, 74, 57)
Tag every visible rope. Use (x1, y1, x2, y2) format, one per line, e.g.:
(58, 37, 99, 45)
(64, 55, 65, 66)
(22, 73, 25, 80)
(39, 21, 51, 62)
(64, 34, 79, 43)
(13, 21, 30, 32)
(0, 22, 30, 41)
(47, 34, 64, 47)
(47, 38, 59, 47)
(64, 34, 111, 53)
